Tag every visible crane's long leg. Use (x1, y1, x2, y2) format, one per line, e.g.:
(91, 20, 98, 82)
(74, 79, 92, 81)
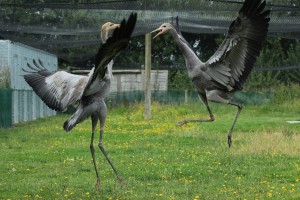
(98, 129, 124, 186)
(177, 93, 214, 126)
(227, 102, 243, 148)
(90, 114, 101, 191)
(97, 102, 124, 186)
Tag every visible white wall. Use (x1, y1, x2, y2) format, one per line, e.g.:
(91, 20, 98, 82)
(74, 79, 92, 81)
(0, 40, 57, 124)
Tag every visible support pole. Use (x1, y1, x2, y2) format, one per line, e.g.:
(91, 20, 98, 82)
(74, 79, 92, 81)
(144, 33, 151, 120)
(185, 89, 188, 104)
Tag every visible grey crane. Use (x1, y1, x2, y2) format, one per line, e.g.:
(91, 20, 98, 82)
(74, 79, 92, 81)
(151, 0, 270, 147)
(23, 13, 137, 190)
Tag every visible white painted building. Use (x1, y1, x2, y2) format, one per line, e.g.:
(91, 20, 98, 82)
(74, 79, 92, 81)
(72, 69, 168, 94)
(0, 40, 57, 126)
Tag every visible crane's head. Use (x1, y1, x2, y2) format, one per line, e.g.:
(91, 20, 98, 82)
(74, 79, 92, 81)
(100, 22, 121, 43)
(151, 23, 174, 39)
(101, 22, 120, 33)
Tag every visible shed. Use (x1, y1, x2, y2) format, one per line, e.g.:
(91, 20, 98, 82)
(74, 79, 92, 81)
(111, 70, 168, 93)
(0, 40, 57, 127)
(71, 69, 168, 93)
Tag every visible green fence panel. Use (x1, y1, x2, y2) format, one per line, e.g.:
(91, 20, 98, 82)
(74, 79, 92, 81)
(104, 90, 274, 107)
(0, 88, 12, 128)
(62, 90, 276, 115)
(106, 90, 273, 106)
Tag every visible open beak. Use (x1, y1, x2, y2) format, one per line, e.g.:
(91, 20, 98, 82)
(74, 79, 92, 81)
(151, 28, 163, 39)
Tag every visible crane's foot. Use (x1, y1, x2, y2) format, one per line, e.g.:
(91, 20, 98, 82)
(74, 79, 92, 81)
(95, 179, 100, 191)
(227, 135, 232, 148)
(177, 120, 188, 126)
(117, 174, 125, 188)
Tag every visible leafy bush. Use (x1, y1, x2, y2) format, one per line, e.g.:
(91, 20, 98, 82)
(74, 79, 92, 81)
(245, 38, 300, 89)
(272, 84, 300, 104)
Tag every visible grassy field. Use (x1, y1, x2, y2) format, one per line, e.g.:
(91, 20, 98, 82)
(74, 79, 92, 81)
(1, 101, 300, 199)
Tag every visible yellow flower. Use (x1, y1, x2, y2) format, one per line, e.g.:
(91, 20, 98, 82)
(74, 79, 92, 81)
(194, 195, 200, 200)
(268, 192, 272, 197)
(290, 188, 295, 193)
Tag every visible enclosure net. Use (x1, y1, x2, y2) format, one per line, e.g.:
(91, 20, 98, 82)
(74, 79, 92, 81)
(0, 0, 299, 64)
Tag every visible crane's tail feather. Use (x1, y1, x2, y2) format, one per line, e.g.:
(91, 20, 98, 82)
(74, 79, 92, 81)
(63, 112, 78, 132)
(63, 108, 90, 132)
(63, 119, 76, 132)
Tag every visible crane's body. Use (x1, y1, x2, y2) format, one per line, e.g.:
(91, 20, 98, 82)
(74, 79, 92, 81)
(152, 0, 270, 146)
(23, 13, 137, 190)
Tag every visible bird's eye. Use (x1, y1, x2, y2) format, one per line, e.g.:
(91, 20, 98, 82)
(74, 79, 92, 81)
(110, 24, 113, 26)
(163, 25, 166, 28)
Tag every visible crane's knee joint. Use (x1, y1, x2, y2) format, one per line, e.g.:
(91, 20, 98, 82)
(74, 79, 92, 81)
(98, 142, 104, 149)
(90, 144, 95, 152)
(229, 101, 243, 110)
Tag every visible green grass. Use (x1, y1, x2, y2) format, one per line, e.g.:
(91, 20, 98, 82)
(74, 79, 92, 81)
(1, 101, 300, 199)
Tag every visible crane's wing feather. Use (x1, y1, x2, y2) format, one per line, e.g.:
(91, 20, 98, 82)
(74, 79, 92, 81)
(23, 13, 137, 111)
(205, 0, 270, 90)
(90, 13, 137, 83)
(23, 60, 89, 111)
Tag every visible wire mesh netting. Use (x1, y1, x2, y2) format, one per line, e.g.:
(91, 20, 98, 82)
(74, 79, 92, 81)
(0, 0, 299, 64)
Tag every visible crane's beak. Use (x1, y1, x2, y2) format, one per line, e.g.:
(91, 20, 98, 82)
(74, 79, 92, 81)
(111, 23, 120, 30)
(151, 28, 163, 39)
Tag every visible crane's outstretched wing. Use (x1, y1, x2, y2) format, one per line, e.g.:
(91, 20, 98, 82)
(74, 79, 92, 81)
(23, 13, 137, 111)
(91, 12, 137, 82)
(205, 0, 270, 90)
(23, 59, 90, 112)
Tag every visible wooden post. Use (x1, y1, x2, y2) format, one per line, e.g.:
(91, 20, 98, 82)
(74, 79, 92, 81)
(144, 33, 151, 120)
(185, 89, 188, 103)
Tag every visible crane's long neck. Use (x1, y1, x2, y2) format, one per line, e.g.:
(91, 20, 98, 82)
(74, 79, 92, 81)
(101, 29, 113, 79)
(101, 29, 109, 44)
(168, 28, 203, 70)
